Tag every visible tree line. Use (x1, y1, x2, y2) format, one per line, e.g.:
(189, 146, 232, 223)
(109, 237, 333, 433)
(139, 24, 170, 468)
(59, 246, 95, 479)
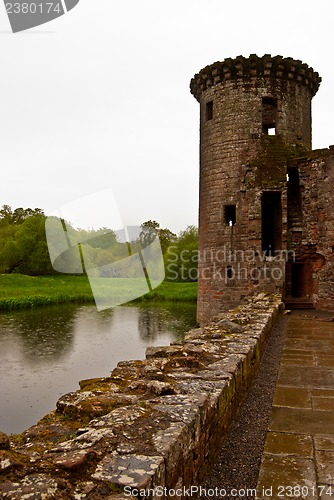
(0, 206, 198, 281)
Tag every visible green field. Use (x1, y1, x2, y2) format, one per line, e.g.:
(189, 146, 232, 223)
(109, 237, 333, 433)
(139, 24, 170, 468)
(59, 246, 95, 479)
(0, 274, 197, 311)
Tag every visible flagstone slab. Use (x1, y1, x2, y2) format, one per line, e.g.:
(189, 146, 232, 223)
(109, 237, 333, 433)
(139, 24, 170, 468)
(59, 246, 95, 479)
(269, 407, 334, 435)
(256, 455, 317, 500)
(264, 432, 313, 457)
(278, 366, 334, 389)
(273, 386, 312, 408)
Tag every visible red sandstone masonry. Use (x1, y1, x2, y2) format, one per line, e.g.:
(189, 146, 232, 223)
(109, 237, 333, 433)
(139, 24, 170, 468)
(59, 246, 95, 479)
(190, 54, 334, 324)
(0, 294, 283, 499)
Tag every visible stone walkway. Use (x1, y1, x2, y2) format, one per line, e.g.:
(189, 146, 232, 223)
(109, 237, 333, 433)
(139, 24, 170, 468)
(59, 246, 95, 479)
(256, 312, 334, 499)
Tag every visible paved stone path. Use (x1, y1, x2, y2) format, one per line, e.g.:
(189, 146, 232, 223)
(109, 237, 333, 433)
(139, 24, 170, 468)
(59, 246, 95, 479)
(256, 312, 334, 500)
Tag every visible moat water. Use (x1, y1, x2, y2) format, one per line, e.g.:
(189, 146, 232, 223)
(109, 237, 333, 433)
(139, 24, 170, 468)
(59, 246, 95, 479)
(0, 302, 197, 435)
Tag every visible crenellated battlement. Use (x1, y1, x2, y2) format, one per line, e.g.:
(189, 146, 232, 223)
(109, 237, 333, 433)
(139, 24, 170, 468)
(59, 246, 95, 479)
(190, 54, 321, 101)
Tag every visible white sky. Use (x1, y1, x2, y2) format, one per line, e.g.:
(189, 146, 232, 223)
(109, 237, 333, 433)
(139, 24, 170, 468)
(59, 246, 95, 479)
(0, 0, 333, 234)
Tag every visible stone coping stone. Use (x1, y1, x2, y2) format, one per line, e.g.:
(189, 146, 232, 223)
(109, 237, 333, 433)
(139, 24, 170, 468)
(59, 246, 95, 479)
(0, 293, 283, 499)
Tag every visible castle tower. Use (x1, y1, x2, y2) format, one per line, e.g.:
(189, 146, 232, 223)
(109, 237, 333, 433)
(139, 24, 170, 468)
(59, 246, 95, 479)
(190, 54, 321, 324)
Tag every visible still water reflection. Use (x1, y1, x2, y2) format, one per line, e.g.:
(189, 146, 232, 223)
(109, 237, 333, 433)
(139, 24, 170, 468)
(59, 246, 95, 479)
(0, 302, 197, 435)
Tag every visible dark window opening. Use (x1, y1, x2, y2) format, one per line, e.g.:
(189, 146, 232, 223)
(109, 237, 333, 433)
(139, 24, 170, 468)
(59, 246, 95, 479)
(227, 266, 233, 279)
(287, 167, 300, 189)
(261, 192, 282, 255)
(206, 101, 213, 121)
(262, 97, 277, 135)
(291, 263, 305, 298)
(224, 205, 236, 226)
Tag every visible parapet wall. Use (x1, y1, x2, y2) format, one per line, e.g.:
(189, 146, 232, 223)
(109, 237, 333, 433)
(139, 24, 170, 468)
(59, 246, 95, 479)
(0, 294, 283, 499)
(190, 54, 321, 101)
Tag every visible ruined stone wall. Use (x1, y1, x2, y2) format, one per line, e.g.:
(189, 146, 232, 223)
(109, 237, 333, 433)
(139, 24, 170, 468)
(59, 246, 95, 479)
(0, 294, 283, 499)
(294, 147, 334, 309)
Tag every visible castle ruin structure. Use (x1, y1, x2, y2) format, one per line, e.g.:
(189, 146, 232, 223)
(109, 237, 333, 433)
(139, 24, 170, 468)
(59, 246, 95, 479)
(190, 54, 334, 324)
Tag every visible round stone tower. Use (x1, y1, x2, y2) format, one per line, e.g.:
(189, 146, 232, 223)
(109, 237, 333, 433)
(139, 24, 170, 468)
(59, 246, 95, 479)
(190, 54, 321, 324)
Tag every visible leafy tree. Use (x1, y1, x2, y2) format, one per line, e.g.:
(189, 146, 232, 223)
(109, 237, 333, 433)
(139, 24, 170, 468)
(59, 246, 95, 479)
(0, 205, 197, 281)
(0, 205, 44, 226)
(0, 210, 53, 275)
(139, 220, 176, 254)
(14, 214, 54, 275)
(165, 225, 198, 282)
(0, 205, 14, 225)
(139, 220, 160, 247)
(158, 228, 177, 255)
(0, 240, 22, 274)
(76, 227, 118, 249)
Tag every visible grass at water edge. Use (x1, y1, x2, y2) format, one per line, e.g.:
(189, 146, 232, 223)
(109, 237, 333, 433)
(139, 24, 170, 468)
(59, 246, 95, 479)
(0, 274, 197, 311)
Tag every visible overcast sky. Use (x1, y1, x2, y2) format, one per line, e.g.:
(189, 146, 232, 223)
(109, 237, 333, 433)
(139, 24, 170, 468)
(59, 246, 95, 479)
(0, 0, 333, 234)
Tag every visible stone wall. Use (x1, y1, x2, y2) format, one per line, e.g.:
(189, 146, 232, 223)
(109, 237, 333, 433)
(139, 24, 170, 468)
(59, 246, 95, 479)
(0, 294, 283, 499)
(289, 147, 334, 309)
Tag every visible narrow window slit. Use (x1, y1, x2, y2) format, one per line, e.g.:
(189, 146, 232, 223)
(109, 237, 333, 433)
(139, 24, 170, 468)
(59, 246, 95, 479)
(262, 97, 277, 135)
(261, 192, 282, 255)
(206, 101, 213, 121)
(224, 205, 236, 226)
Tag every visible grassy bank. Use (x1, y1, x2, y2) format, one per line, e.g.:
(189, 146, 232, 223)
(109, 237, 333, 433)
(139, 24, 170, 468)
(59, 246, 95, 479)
(0, 274, 197, 311)
(137, 280, 197, 303)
